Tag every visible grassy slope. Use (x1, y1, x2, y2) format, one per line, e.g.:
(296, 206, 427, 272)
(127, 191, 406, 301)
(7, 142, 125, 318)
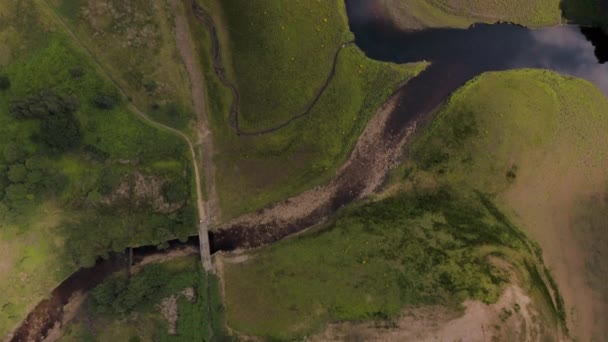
(51, 0, 195, 131)
(0, 1, 195, 336)
(410, 69, 608, 340)
(60, 256, 228, 342)
(382, 0, 562, 29)
(198, 0, 426, 220)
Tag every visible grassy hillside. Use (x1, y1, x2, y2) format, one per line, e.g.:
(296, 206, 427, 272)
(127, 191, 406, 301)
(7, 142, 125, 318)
(197, 0, 426, 220)
(50, 0, 196, 131)
(380, 0, 562, 30)
(0, 1, 196, 336)
(410, 69, 608, 341)
(60, 256, 228, 342)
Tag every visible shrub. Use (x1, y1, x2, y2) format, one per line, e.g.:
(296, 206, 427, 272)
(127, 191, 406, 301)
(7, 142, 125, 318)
(7, 164, 27, 183)
(92, 93, 118, 110)
(0, 74, 10, 90)
(3, 143, 24, 164)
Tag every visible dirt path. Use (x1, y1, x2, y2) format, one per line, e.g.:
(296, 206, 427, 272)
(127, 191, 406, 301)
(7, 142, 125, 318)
(189, 0, 353, 136)
(170, 0, 219, 339)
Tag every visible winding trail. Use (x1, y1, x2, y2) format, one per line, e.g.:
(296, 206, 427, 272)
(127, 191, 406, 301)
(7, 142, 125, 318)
(190, 0, 354, 136)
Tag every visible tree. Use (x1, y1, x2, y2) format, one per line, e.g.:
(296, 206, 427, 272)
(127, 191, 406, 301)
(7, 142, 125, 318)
(8, 164, 27, 183)
(3, 143, 24, 164)
(25, 156, 45, 171)
(0, 75, 9, 90)
(27, 170, 43, 185)
(39, 112, 82, 151)
(9, 91, 79, 120)
(5, 183, 28, 203)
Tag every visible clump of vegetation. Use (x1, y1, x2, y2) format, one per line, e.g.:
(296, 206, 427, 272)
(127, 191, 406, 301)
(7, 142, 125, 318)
(0, 74, 10, 90)
(10, 91, 82, 151)
(92, 93, 118, 110)
(61, 257, 229, 342)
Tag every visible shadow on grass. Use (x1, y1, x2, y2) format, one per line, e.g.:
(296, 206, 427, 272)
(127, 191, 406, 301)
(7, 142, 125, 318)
(560, 0, 608, 26)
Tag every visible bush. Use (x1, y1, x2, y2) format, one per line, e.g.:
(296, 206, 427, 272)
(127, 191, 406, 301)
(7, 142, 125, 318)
(10, 90, 82, 151)
(39, 111, 82, 150)
(69, 66, 85, 79)
(0, 75, 10, 90)
(92, 93, 118, 110)
(7, 164, 27, 183)
(9, 90, 78, 120)
(3, 143, 24, 164)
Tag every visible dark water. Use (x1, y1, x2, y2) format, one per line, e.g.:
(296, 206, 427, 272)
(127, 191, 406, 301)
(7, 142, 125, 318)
(345, 0, 608, 134)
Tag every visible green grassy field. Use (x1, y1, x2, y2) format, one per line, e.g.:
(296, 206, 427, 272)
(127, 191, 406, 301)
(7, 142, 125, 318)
(380, 0, 562, 30)
(197, 0, 426, 220)
(60, 256, 229, 342)
(0, 1, 196, 336)
(409, 69, 608, 340)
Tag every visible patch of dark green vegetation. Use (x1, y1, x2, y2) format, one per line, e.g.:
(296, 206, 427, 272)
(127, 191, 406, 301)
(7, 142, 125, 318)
(561, 0, 608, 29)
(148, 102, 192, 131)
(9, 90, 82, 151)
(0, 74, 10, 90)
(63, 257, 230, 341)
